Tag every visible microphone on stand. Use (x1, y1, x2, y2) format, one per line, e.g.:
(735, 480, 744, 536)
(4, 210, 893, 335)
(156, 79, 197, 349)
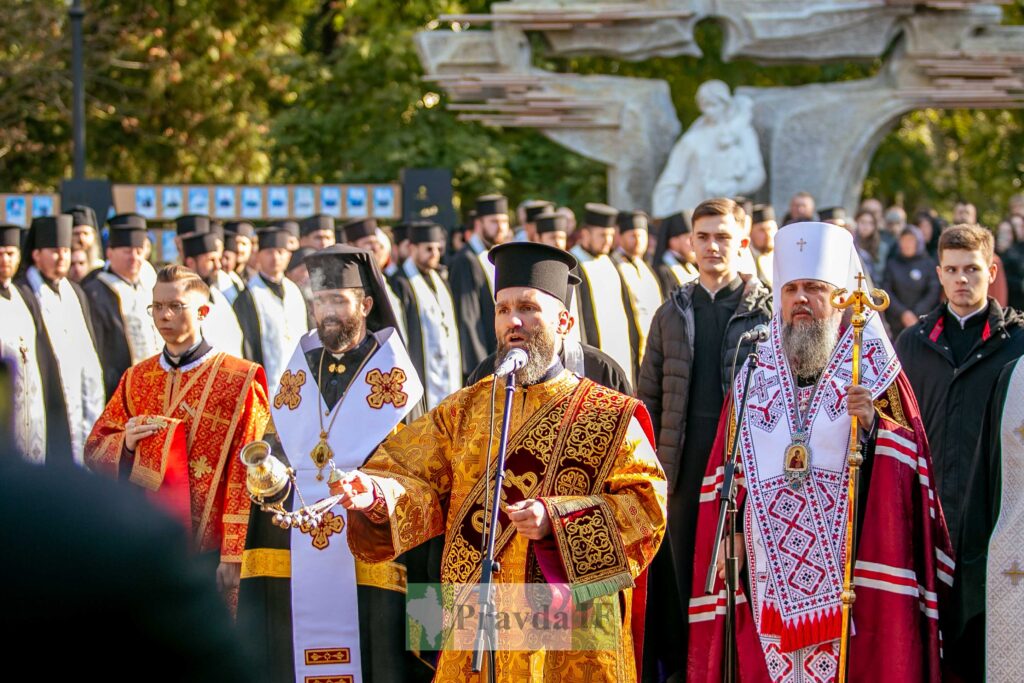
(494, 348, 528, 378)
(739, 324, 770, 344)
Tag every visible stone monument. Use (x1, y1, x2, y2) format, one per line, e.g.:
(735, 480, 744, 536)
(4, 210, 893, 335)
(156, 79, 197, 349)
(652, 80, 766, 217)
(416, 1, 1024, 213)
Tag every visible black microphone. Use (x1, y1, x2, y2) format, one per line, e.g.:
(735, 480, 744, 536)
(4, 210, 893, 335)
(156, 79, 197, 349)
(494, 348, 528, 378)
(739, 324, 770, 344)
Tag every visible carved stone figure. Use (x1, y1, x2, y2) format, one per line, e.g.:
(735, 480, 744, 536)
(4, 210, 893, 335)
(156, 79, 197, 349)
(652, 80, 766, 217)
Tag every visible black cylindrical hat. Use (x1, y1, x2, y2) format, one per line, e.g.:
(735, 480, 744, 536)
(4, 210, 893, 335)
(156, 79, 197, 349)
(108, 225, 149, 249)
(181, 231, 222, 258)
(616, 210, 649, 233)
(342, 218, 378, 243)
(535, 212, 567, 235)
(224, 221, 256, 239)
(108, 213, 148, 231)
(0, 224, 23, 249)
(272, 220, 300, 239)
(29, 215, 73, 250)
(476, 194, 508, 218)
(661, 212, 691, 238)
(299, 214, 335, 236)
(407, 221, 446, 245)
(175, 214, 211, 236)
(583, 203, 618, 229)
(751, 205, 776, 224)
(488, 242, 581, 307)
(64, 205, 98, 229)
(256, 228, 292, 250)
(523, 200, 554, 223)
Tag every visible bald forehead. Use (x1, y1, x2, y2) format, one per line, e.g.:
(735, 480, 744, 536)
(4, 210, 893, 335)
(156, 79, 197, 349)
(780, 278, 835, 292)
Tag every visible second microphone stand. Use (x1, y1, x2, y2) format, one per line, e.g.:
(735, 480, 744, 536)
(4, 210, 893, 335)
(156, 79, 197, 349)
(703, 348, 759, 683)
(472, 371, 517, 681)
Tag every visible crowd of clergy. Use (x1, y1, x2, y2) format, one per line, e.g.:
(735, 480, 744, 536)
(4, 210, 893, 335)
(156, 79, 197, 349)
(2, 188, 1023, 683)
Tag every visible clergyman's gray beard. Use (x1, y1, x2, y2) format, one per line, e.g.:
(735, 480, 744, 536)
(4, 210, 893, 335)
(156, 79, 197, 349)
(782, 315, 841, 380)
(496, 327, 557, 385)
(317, 315, 361, 352)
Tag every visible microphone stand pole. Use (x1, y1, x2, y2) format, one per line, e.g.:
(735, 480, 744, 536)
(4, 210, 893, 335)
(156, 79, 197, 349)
(472, 371, 517, 681)
(704, 348, 758, 683)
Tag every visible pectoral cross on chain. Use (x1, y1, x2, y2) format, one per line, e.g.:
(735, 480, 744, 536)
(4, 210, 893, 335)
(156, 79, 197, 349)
(1003, 561, 1024, 587)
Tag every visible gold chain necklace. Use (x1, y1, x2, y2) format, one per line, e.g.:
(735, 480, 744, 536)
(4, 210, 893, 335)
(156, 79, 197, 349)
(311, 349, 344, 481)
(310, 340, 378, 481)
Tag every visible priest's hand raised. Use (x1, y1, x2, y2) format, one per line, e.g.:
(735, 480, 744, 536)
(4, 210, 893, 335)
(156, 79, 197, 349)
(330, 470, 377, 511)
(846, 385, 876, 433)
(506, 499, 552, 540)
(124, 416, 162, 452)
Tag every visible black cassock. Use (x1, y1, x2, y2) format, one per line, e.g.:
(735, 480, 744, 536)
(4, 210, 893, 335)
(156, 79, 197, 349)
(15, 276, 98, 465)
(448, 244, 496, 384)
(237, 338, 436, 683)
(948, 359, 1014, 682)
(81, 268, 140, 399)
(466, 342, 632, 395)
(233, 280, 271, 366)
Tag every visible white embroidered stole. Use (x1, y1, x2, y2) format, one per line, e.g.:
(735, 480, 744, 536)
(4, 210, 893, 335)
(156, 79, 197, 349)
(96, 270, 162, 364)
(271, 328, 423, 683)
(247, 274, 308, 395)
(0, 286, 47, 462)
(26, 267, 104, 464)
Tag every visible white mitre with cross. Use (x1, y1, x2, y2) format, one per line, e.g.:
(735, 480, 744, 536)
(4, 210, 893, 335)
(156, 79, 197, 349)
(772, 220, 892, 346)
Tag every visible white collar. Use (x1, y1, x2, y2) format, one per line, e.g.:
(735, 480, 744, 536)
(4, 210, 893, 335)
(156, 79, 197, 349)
(948, 301, 988, 328)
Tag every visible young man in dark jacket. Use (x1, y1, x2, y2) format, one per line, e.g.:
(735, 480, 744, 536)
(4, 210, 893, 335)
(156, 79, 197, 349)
(637, 197, 772, 680)
(896, 224, 1024, 550)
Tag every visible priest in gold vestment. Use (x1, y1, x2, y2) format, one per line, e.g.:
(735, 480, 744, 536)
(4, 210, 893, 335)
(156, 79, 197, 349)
(336, 242, 667, 682)
(85, 264, 270, 600)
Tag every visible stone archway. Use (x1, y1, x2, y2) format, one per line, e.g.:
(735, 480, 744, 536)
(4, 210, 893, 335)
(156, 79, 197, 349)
(416, 1, 1023, 212)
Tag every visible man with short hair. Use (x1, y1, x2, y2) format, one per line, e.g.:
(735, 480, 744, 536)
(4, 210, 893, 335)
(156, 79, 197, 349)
(389, 221, 461, 408)
(68, 248, 90, 283)
(896, 225, 1024, 548)
(83, 214, 163, 398)
(785, 190, 815, 224)
(749, 204, 777, 286)
(17, 214, 104, 465)
(612, 209, 663, 377)
(654, 211, 699, 293)
(336, 241, 667, 682)
(448, 194, 510, 382)
(953, 199, 977, 225)
(85, 264, 270, 604)
(638, 197, 770, 679)
(233, 227, 310, 395)
(570, 202, 637, 387)
(0, 224, 47, 462)
(238, 245, 433, 683)
(181, 231, 244, 357)
(689, 221, 951, 681)
(299, 214, 336, 250)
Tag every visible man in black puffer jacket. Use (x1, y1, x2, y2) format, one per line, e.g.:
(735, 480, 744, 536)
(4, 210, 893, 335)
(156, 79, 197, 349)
(637, 198, 772, 681)
(896, 225, 1024, 550)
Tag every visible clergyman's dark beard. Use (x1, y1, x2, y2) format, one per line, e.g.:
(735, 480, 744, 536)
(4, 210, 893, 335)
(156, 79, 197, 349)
(496, 327, 557, 386)
(782, 315, 841, 381)
(318, 315, 362, 353)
